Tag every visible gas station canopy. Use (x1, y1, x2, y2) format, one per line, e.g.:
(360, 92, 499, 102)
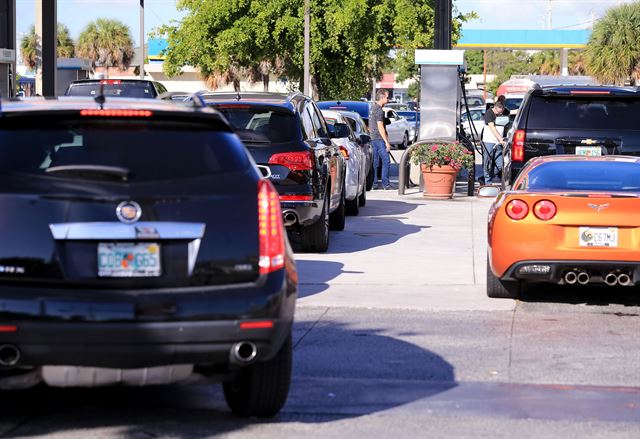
(455, 29, 591, 50)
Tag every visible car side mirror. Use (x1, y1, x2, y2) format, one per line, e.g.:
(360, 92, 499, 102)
(359, 134, 371, 144)
(477, 185, 501, 198)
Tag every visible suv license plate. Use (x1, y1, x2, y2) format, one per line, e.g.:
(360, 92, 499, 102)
(98, 243, 161, 277)
(579, 227, 618, 247)
(575, 146, 602, 156)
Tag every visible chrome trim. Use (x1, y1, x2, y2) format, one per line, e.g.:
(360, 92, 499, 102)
(256, 165, 272, 179)
(49, 222, 206, 240)
(187, 239, 201, 276)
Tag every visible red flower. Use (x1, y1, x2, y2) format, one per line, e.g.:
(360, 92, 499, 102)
(431, 145, 438, 152)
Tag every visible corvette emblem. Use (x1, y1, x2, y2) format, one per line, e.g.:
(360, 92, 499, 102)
(581, 139, 597, 145)
(588, 203, 610, 212)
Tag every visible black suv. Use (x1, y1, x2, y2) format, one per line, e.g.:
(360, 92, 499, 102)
(503, 85, 640, 188)
(205, 92, 346, 252)
(0, 96, 296, 418)
(65, 79, 168, 98)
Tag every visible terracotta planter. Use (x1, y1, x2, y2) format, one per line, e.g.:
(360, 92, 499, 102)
(421, 164, 459, 199)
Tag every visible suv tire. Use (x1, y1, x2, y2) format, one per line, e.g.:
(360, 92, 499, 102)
(329, 182, 346, 231)
(300, 193, 329, 252)
(486, 257, 519, 299)
(223, 332, 292, 418)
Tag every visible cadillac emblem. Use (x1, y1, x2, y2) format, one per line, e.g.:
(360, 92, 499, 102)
(116, 201, 142, 223)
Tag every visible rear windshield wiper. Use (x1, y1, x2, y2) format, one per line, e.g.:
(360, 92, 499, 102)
(45, 165, 131, 181)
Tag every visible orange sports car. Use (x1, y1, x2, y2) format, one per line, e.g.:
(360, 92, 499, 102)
(487, 155, 640, 298)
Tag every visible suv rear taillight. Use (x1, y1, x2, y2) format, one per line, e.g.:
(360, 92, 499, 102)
(268, 151, 314, 171)
(258, 179, 285, 275)
(513, 130, 525, 162)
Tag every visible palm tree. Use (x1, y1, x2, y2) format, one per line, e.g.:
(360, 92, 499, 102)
(586, 2, 640, 85)
(569, 51, 587, 76)
(76, 18, 134, 73)
(20, 23, 75, 72)
(532, 51, 560, 75)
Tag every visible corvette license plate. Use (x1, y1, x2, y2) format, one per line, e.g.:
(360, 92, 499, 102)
(98, 242, 161, 277)
(575, 146, 601, 156)
(579, 227, 618, 247)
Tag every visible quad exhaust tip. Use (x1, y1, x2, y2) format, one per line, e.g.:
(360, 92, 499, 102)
(576, 271, 590, 285)
(617, 273, 632, 287)
(605, 272, 619, 286)
(564, 271, 578, 285)
(232, 341, 258, 364)
(0, 344, 20, 367)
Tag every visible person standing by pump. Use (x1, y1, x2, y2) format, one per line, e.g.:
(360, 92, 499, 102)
(482, 101, 507, 183)
(369, 89, 392, 190)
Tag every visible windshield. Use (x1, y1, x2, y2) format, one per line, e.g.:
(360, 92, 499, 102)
(66, 82, 156, 98)
(525, 160, 640, 192)
(214, 107, 299, 144)
(528, 97, 640, 130)
(461, 110, 484, 122)
(0, 121, 247, 182)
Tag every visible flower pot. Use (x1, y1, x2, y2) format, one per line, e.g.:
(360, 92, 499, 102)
(421, 164, 459, 199)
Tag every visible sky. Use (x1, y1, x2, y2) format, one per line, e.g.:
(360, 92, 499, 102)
(13, 0, 640, 47)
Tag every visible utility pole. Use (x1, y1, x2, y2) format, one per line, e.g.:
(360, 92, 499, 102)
(303, 0, 310, 96)
(546, 0, 553, 30)
(37, 0, 57, 96)
(139, 0, 144, 79)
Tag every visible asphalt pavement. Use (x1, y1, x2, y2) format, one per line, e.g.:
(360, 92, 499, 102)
(1, 158, 639, 438)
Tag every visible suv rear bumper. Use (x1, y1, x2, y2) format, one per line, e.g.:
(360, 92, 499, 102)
(280, 200, 323, 227)
(0, 271, 296, 369)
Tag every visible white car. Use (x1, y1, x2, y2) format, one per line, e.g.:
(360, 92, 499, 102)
(321, 110, 367, 215)
(339, 110, 374, 192)
(461, 106, 486, 140)
(382, 107, 412, 149)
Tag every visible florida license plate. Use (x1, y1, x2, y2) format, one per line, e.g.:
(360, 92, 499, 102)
(579, 227, 618, 247)
(575, 146, 602, 156)
(98, 242, 161, 277)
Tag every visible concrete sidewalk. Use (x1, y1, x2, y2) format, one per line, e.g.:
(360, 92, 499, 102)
(295, 179, 514, 312)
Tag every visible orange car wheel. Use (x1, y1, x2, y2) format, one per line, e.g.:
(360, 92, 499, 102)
(486, 257, 519, 299)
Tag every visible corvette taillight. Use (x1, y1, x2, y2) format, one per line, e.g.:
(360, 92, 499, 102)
(258, 180, 285, 275)
(513, 129, 525, 162)
(533, 200, 557, 220)
(269, 151, 314, 171)
(506, 199, 529, 220)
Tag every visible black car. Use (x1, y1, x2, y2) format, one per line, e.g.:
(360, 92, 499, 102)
(317, 100, 371, 124)
(503, 85, 640, 188)
(64, 79, 168, 98)
(0, 97, 296, 418)
(204, 92, 347, 253)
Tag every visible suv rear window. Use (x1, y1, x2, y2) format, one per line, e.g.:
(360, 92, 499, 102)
(0, 120, 247, 182)
(213, 106, 299, 144)
(525, 160, 640, 192)
(66, 82, 156, 98)
(527, 97, 640, 130)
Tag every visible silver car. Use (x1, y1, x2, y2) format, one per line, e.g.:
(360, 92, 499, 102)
(321, 109, 368, 215)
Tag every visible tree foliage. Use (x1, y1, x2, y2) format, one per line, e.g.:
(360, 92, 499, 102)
(586, 2, 640, 85)
(464, 50, 484, 75)
(156, 0, 474, 99)
(77, 18, 134, 70)
(20, 23, 75, 71)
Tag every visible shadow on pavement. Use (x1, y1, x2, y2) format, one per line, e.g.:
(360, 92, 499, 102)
(295, 259, 345, 298)
(0, 322, 456, 437)
(520, 283, 640, 308)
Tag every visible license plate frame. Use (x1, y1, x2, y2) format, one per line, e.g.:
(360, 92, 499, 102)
(578, 227, 618, 248)
(97, 242, 161, 277)
(575, 146, 602, 156)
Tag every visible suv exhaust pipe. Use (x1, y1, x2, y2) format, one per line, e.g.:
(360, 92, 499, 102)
(282, 211, 298, 227)
(231, 341, 258, 364)
(0, 344, 20, 367)
(605, 272, 618, 286)
(564, 271, 578, 285)
(617, 273, 632, 287)
(576, 271, 590, 285)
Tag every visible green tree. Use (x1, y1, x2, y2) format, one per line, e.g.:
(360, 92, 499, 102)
(531, 50, 560, 75)
(20, 23, 75, 71)
(464, 50, 484, 75)
(407, 80, 420, 100)
(77, 18, 134, 72)
(586, 2, 640, 85)
(484, 50, 536, 95)
(156, 0, 474, 100)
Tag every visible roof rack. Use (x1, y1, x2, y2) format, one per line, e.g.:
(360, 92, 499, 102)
(157, 91, 207, 108)
(286, 91, 304, 102)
